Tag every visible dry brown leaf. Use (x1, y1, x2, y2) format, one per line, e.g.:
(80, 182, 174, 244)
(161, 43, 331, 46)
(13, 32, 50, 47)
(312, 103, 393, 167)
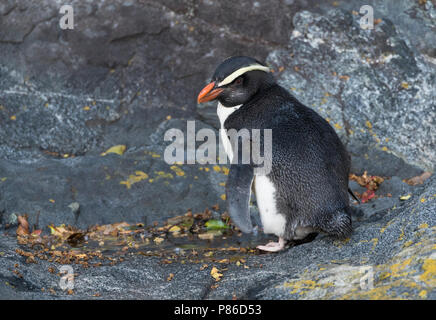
(349, 171, 384, 191)
(167, 216, 184, 225)
(198, 233, 215, 240)
(66, 232, 85, 246)
(404, 172, 432, 186)
(17, 215, 30, 237)
(211, 267, 223, 281)
(339, 75, 350, 81)
(153, 237, 164, 245)
(31, 229, 42, 237)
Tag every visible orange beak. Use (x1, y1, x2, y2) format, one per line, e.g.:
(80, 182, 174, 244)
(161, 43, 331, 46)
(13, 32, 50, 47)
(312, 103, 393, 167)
(197, 82, 223, 104)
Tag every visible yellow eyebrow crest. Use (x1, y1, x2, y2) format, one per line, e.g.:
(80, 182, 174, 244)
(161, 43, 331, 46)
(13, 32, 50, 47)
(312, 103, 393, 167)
(218, 64, 270, 86)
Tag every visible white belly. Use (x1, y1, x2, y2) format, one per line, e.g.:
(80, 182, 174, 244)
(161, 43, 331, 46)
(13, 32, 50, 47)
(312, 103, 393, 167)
(254, 175, 286, 237)
(217, 102, 241, 163)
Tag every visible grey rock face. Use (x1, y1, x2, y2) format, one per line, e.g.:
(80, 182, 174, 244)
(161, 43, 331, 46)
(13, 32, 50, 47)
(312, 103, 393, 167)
(0, 0, 434, 300)
(267, 8, 435, 171)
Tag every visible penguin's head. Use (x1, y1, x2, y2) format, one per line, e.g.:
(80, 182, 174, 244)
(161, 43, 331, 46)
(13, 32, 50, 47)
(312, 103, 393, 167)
(197, 56, 273, 107)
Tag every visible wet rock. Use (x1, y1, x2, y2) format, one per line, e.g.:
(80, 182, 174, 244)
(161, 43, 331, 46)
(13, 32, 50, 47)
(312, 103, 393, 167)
(351, 176, 416, 221)
(2, 176, 432, 300)
(0, 149, 229, 230)
(349, 144, 424, 180)
(357, 197, 398, 222)
(377, 176, 413, 197)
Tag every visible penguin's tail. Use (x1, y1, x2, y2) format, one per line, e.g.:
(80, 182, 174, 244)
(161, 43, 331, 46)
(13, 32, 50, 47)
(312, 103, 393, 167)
(322, 207, 353, 240)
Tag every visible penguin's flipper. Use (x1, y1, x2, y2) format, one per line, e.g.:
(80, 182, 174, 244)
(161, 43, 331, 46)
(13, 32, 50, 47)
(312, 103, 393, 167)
(226, 164, 254, 233)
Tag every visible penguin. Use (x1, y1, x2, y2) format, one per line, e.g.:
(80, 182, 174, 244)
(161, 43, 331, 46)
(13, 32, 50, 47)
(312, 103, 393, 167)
(197, 56, 353, 252)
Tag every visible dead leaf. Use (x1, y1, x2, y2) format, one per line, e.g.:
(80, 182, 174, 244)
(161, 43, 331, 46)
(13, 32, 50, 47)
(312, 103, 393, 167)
(400, 194, 412, 200)
(404, 172, 432, 186)
(169, 225, 181, 233)
(361, 189, 375, 203)
(66, 232, 85, 246)
(72, 253, 88, 259)
(210, 267, 223, 281)
(17, 215, 30, 237)
(200, 264, 208, 271)
(31, 229, 42, 237)
(167, 216, 184, 225)
(154, 237, 164, 245)
(339, 75, 350, 81)
(198, 233, 215, 240)
(349, 171, 384, 191)
(48, 225, 75, 240)
(101, 145, 126, 156)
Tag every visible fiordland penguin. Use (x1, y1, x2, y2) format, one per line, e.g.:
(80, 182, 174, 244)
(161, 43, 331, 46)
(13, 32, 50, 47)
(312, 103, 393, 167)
(197, 56, 354, 252)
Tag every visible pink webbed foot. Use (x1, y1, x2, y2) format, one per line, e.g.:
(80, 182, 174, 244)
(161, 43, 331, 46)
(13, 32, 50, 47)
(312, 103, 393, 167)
(256, 237, 286, 252)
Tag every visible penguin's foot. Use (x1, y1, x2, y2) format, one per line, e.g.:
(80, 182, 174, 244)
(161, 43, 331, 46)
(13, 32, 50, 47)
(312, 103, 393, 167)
(257, 237, 286, 252)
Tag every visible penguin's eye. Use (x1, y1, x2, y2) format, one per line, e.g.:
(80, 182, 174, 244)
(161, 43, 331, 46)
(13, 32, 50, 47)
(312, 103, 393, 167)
(233, 77, 243, 86)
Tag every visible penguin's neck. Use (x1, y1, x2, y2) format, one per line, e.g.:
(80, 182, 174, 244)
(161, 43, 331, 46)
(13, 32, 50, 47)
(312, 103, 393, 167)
(217, 102, 242, 129)
(217, 102, 242, 163)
